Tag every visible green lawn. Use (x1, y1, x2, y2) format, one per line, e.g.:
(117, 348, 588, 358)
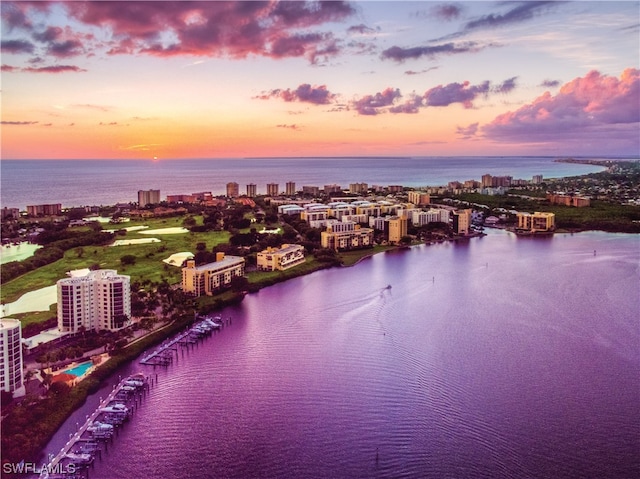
(1, 216, 230, 304)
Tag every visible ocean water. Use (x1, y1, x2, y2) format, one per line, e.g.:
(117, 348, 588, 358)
(0, 157, 607, 209)
(41, 230, 640, 479)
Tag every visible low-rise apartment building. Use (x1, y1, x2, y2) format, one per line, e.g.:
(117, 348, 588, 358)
(321, 221, 374, 251)
(257, 244, 306, 271)
(182, 253, 245, 296)
(516, 212, 556, 233)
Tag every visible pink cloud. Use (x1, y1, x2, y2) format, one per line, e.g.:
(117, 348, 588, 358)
(62, 1, 353, 62)
(483, 69, 640, 144)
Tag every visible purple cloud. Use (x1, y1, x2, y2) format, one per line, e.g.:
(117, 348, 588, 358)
(389, 95, 423, 114)
(463, 1, 556, 32)
(352, 88, 402, 115)
(424, 81, 490, 108)
(493, 77, 518, 94)
(540, 79, 560, 88)
(1, 120, 38, 125)
(381, 41, 487, 62)
(6, 64, 87, 73)
(431, 4, 463, 21)
(32, 26, 63, 43)
(456, 122, 479, 139)
(347, 24, 376, 35)
(257, 84, 337, 105)
(1, 39, 34, 54)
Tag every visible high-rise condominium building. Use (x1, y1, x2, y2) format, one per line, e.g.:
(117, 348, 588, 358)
(226, 182, 239, 198)
(138, 189, 160, 207)
(285, 182, 296, 196)
(0, 318, 25, 397)
(267, 183, 279, 196)
(57, 270, 132, 333)
(246, 184, 257, 198)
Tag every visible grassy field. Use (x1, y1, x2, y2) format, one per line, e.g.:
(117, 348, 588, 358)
(1, 216, 229, 305)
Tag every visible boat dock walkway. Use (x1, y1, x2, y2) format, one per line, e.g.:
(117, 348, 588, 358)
(39, 374, 149, 479)
(139, 317, 225, 366)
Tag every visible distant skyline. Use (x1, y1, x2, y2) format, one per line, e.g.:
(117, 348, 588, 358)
(1, 1, 639, 159)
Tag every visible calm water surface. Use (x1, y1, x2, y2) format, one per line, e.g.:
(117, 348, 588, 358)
(43, 230, 639, 479)
(1, 157, 607, 209)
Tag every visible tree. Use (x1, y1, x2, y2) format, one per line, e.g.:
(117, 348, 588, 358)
(400, 235, 412, 245)
(120, 254, 136, 266)
(196, 242, 207, 251)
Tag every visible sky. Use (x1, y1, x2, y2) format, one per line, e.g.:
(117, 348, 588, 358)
(1, 0, 639, 159)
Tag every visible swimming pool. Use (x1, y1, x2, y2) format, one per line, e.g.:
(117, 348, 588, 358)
(64, 361, 93, 377)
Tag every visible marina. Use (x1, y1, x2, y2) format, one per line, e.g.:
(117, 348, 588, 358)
(139, 316, 225, 366)
(38, 374, 149, 479)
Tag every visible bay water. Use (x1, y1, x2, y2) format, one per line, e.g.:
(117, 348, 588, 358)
(42, 230, 640, 479)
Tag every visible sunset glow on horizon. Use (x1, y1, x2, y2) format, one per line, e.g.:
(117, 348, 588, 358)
(1, 1, 638, 160)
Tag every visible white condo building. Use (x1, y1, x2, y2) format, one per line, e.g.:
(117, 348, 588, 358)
(57, 269, 132, 333)
(0, 318, 25, 397)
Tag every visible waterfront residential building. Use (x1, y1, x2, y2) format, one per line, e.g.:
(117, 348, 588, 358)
(257, 244, 306, 271)
(407, 191, 431, 206)
(411, 208, 449, 226)
(321, 221, 374, 251)
(388, 216, 408, 243)
(0, 318, 25, 397)
(516, 212, 556, 233)
(182, 254, 245, 296)
(285, 182, 296, 196)
(57, 269, 132, 333)
(138, 189, 160, 207)
(267, 183, 279, 196)
(246, 183, 257, 198)
(387, 185, 403, 193)
(27, 203, 62, 217)
(532, 175, 544, 184)
(226, 182, 239, 198)
(452, 209, 472, 235)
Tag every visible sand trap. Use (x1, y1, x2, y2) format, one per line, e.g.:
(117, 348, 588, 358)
(2, 285, 57, 317)
(259, 227, 281, 234)
(84, 216, 131, 224)
(0, 242, 42, 265)
(163, 252, 194, 266)
(139, 227, 189, 235)
(111, 238, 160, 246)
(105, 225, 149, 233)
